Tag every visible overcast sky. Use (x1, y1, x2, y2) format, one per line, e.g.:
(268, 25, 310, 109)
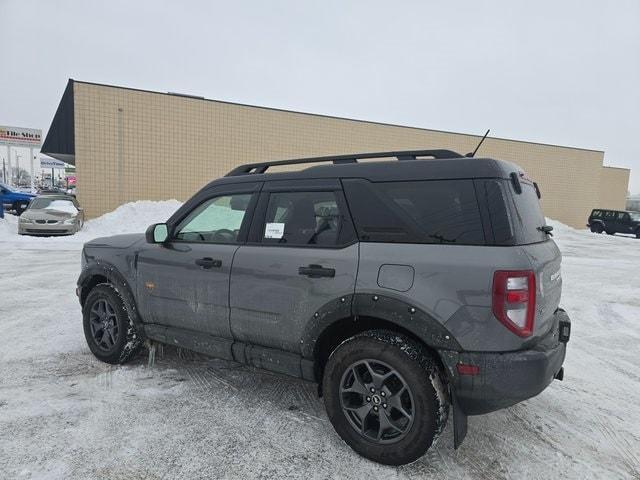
(2, 0, 639, 193)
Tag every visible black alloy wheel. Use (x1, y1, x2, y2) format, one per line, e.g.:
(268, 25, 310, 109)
(339, 359, 415, 444)
(82, 283, 143, 364)
(88, 298, 120, 351)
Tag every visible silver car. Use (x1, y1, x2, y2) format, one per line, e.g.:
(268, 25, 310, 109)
(18, 195, 84, 235)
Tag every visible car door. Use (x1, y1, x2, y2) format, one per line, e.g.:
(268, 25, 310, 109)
(602, 210, 616, 231)
(616, 212, 633, 233)
(229, 179, 359, 354)
(137, 186, 259, 345)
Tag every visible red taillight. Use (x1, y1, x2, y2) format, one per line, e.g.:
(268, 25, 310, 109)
(492, 270, 536, 337)
(456, 363, 480, 376)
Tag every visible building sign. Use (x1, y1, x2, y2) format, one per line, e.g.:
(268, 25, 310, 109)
(40, 157, 65, 169)
(0, 125, 42, 147)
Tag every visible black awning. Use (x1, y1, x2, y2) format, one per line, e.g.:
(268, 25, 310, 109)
(41, 79, 75, 165)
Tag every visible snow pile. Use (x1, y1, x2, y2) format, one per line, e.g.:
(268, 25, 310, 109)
(0, 200, 182, 248)
(79, 200, 182, 238)
(43, 199, 79, 214)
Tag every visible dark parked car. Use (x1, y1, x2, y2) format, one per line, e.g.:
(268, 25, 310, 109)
(77, 150, 570, 465)
(587, 209, 640, 237)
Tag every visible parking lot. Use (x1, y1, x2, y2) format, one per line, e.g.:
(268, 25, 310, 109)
(1, 203, 639, 479)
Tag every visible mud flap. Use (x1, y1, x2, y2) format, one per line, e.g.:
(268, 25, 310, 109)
(452, 390, 468, 449)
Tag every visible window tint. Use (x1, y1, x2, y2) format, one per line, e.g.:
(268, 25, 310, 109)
(507, 181, 547, 244)
(591, 210, 601, 218)
(343, 179, 485, 245)
(617, 212, 629, 221)
(484, 180, 514, 243)
(262, 191, 346, 246)
(604, 211, 615, 218)
(175, 194, 252, 243)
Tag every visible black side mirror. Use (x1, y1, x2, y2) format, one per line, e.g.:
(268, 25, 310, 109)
(146, 223, 169, 244)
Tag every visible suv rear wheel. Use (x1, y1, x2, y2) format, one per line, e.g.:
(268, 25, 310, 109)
(322, 330, 449, 465)
(590, 223, 604, 233)
(82, 283, 143, 364)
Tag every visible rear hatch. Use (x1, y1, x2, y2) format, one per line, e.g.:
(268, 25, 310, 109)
(506, 175, 562, 339)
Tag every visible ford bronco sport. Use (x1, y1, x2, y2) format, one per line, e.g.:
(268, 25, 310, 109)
(77, 150, 570, 465)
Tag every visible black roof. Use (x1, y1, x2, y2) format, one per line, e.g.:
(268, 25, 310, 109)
(205, 152, 521, 189)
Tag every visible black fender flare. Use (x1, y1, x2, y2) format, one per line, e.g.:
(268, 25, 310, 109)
(78, 261, 146, 337)
(300, 292, 461, 360)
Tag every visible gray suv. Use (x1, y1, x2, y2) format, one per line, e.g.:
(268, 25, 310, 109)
(77, 150, 570, 465)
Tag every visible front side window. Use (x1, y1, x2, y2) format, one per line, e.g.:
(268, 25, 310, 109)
(617, 212, 629, 221)
(262, 191, 345, 246)
(175, 194, 252, 243)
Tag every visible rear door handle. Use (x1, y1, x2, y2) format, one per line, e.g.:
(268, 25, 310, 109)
(195, 257, 222, 269)
(298, 264, 335, 278)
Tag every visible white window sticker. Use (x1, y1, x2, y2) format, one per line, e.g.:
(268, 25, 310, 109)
(264, 222, 285, 239)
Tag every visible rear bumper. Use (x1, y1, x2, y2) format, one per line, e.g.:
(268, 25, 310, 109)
(442, 309, 570, 415)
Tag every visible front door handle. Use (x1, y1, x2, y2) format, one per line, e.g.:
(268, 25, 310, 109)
(298, 264, 335, 278)
(195, 257, 222, 269)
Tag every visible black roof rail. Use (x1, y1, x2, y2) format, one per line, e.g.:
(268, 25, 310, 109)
(225, 149, 463, 176)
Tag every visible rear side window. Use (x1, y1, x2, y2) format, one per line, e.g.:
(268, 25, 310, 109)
(343, 179, 485, 245)
(261, 191, 350, 246)
(591, 210, 602, 218)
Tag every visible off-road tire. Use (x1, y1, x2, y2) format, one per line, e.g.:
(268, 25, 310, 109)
(635, 228, 640, 239)
(590, 223, 603, 233)
(82, 283, 143, 364)
(322, 330, 449, 466)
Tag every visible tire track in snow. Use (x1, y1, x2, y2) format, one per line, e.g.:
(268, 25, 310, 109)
(597, 418, 640, 479)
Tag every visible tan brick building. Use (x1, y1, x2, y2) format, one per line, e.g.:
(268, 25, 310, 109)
(42, 79, 630, 228)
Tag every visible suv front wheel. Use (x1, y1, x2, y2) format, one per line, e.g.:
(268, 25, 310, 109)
(322, 330, 449, 465)
(82, 283, 143, 364)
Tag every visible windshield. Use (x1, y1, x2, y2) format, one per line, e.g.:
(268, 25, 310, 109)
(630, 212, 640, 221)
(29, 198, 78, 214)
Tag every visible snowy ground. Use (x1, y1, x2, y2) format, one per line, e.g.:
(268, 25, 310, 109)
(1, 202, 639, 479)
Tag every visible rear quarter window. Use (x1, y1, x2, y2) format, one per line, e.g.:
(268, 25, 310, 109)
(343, 179, 485, 245)
(482, 180, 515, 244)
